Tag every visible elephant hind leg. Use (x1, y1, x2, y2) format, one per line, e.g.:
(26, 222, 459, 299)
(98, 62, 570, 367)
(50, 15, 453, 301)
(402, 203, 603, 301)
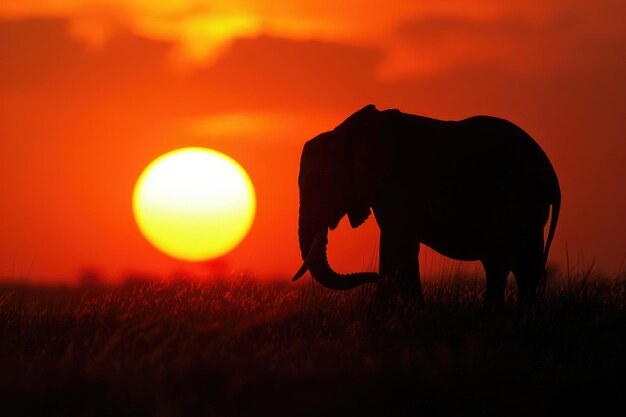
(481, 259, 511, 309)
(511, 231, 545, 305)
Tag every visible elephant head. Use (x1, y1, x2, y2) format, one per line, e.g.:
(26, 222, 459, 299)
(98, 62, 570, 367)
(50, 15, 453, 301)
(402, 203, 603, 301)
(293, 104, 390, 290)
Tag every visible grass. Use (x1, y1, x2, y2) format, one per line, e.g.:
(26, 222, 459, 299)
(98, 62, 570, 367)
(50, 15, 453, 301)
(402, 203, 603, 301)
(1, 271, 625, 417)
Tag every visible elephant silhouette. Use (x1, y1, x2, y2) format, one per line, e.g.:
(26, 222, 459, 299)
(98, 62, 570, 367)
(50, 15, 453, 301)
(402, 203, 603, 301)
(294, 105, 560, 307)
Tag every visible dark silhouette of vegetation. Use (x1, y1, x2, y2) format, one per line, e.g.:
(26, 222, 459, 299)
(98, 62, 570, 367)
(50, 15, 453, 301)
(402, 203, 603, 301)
(1, 270, 624, 416)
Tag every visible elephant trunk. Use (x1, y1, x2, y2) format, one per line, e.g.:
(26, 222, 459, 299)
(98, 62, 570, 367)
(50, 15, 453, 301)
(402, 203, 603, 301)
(295, 208, 378, 290)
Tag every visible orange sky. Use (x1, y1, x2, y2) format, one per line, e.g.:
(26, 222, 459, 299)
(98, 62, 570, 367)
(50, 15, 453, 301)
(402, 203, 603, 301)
(1, 1, 625, 283)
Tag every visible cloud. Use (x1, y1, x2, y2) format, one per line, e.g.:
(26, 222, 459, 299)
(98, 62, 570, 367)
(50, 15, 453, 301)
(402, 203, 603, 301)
(0, 0, 401, 65)
(0, 18, 382, 114)
(184, 35, 382, 112)
(0, 18, 173, 94)
(379, 13, 616, 79)
(3, 1, 625, 77)
(183, 111, 336, 140)
(0, 1, 581, 66)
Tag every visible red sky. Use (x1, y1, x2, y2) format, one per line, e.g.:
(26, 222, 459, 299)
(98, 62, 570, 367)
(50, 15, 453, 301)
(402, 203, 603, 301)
(1, 1, 625, 283)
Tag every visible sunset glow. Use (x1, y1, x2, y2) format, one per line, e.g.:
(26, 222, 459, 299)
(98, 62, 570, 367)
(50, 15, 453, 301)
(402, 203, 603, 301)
(132, 148, 256, 261)
(1, 0, 625, 282)
(2, 3, 625, 414)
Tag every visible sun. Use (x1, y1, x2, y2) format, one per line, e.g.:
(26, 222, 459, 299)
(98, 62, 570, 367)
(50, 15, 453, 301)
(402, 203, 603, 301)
(133, 147, 256, 261)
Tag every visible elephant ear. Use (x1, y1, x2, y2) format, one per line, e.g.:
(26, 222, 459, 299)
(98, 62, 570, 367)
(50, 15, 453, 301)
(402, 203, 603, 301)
(335, 104, 389, 228)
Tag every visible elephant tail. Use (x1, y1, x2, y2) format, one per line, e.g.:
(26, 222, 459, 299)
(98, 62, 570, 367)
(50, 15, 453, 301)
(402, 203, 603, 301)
(543, 178, 561, 267)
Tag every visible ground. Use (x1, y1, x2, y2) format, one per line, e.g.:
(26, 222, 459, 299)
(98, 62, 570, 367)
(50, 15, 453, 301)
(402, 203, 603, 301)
(1, 271, 624, 416)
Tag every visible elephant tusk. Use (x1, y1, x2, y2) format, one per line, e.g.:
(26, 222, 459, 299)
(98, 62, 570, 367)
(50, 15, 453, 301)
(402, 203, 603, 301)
(292, 262, 308, 281)
(292, 229, 326, 281)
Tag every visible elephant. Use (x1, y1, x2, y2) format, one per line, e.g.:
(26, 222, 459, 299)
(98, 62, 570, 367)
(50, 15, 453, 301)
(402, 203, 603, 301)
(293, 104, 560, 307)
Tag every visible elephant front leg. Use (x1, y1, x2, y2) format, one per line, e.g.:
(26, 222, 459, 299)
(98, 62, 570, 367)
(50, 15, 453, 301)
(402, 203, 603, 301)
(377, 231, 424, 308)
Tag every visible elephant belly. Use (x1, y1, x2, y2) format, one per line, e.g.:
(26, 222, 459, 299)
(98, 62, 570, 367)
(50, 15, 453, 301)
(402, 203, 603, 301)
(421, 231, 485, 261)
(419, 200, 525, 261)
